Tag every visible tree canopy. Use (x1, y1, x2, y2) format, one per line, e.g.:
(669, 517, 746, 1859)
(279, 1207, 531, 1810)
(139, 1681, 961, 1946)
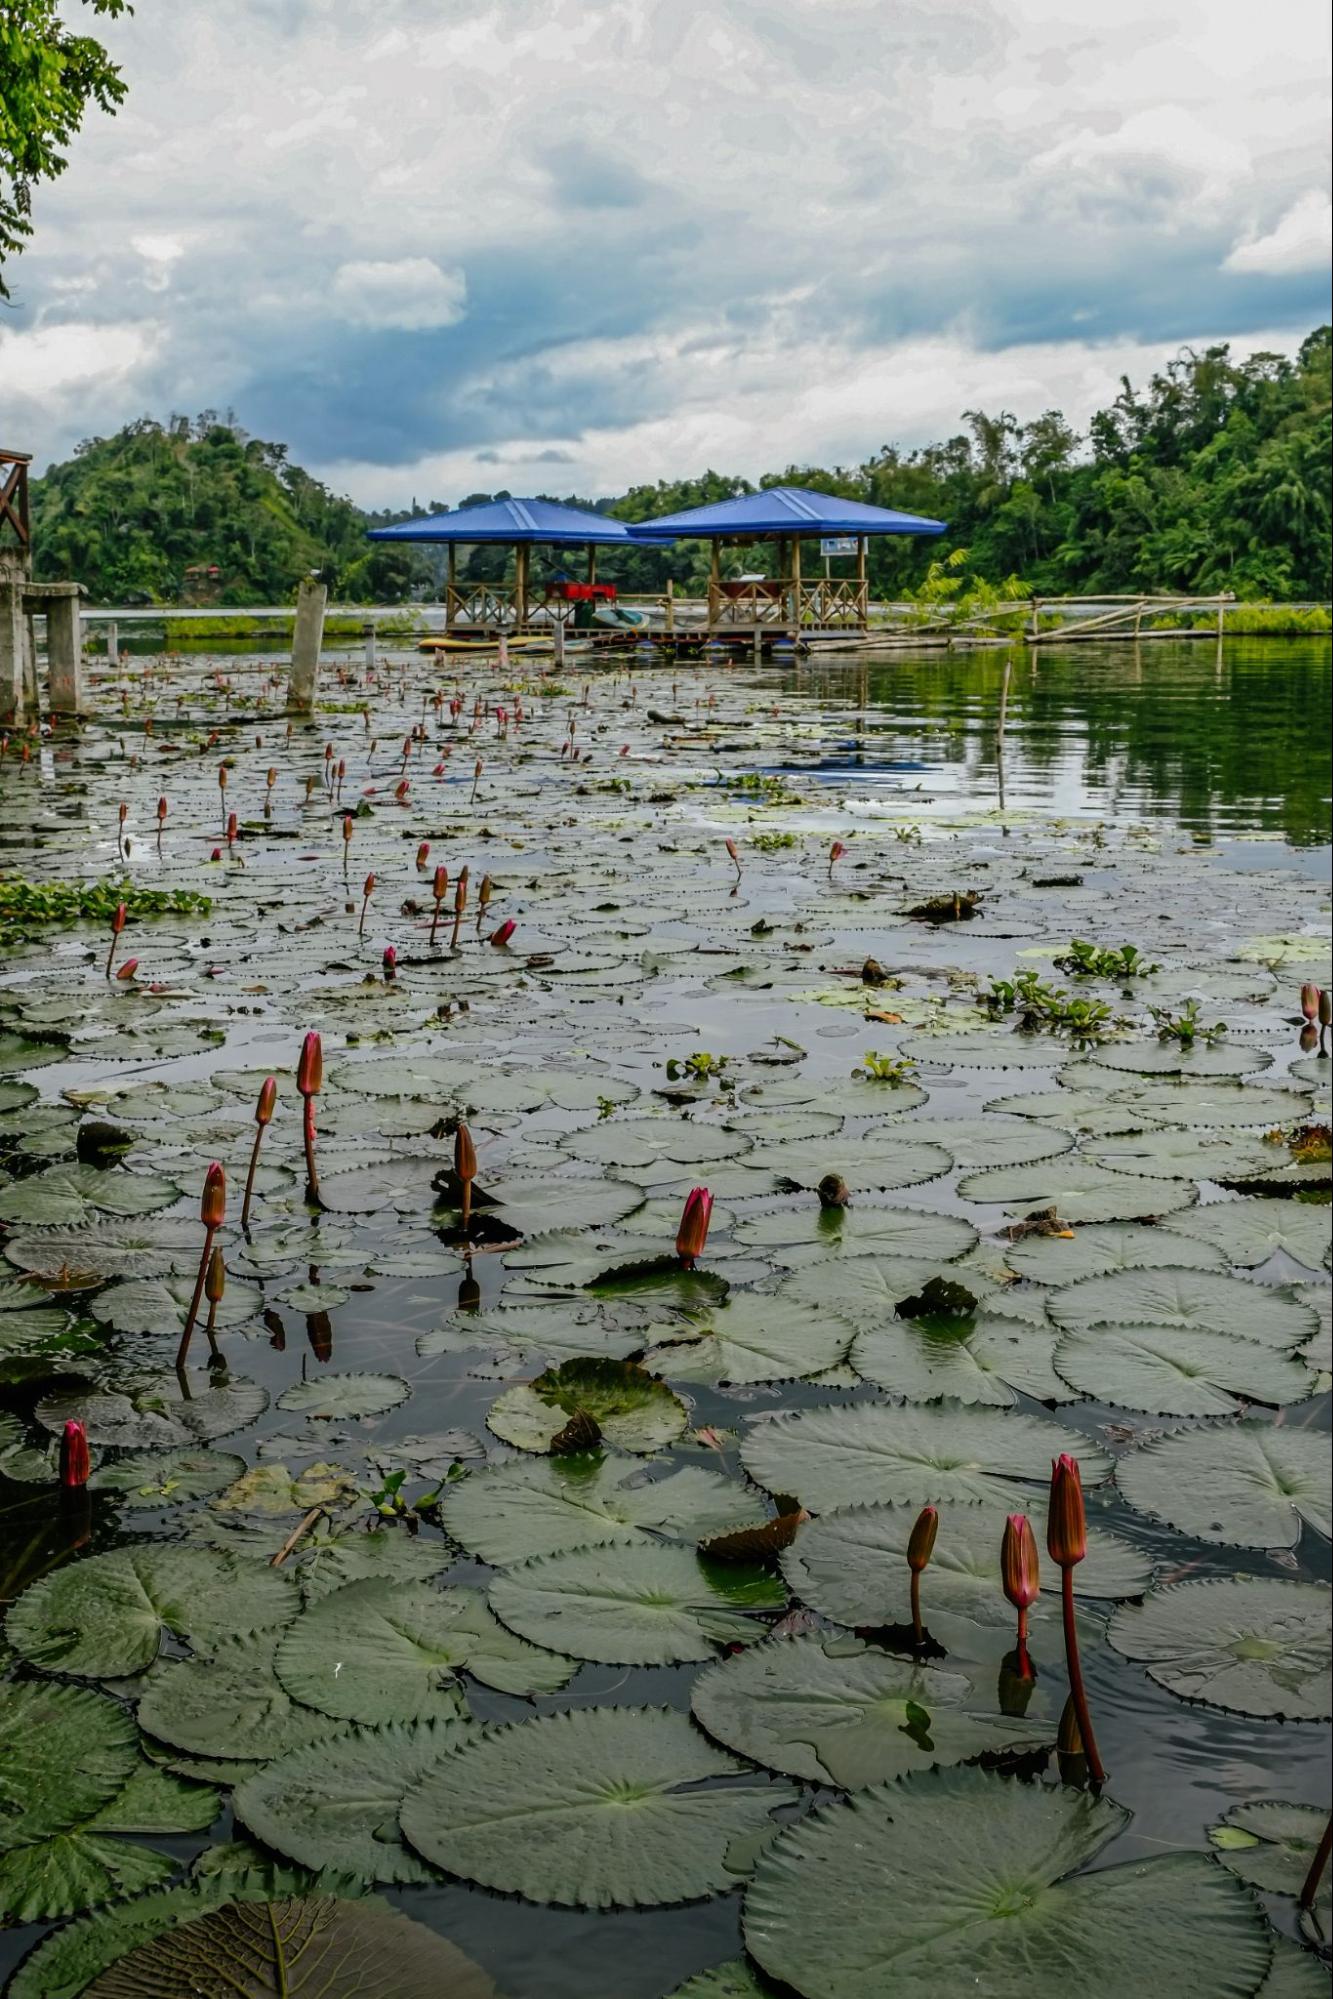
(28, 329, 1332, 605)
(0, 0, 130, 298)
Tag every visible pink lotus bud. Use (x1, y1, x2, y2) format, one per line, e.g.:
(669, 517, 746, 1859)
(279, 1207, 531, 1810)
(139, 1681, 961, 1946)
(676, 1187, 713, 1266)
(416, 842, 431, 869)
(60, 1419, 91, 1489)
(201, 1161, 226, 1231)
(1301, 983, 1321, 1022)
(296, 1031, 323, 1099)
(210, 846, 222, 861)
(115, 958, 139, 981)
(255, 1076, 277, 1126)
(157, 797, 168, 822)
(490, 919, 516, 947)
(383, 945, 397, 977)
(110, 901, 127, 935)
(830, 840, 847, 864)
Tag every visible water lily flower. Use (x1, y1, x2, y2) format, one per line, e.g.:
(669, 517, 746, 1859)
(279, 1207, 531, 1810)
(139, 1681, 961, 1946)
(1048, 1454, 1105, 1784)
(59, 1419, 90, 1489)
(105, 902, 128, 980)
(1301, 982, 1321, 1022)
(115, 957, 138, 982)
(725, 837, 742, 878)
(675, 1187, 713, 1268)
(906, 1504, 938, 1643)
(383, 944, 398, 978)
(297, 1031, 323, 1203)
(829, 839, 847, 875)
(177, 1163, 226, 1369)
(454, 1121, 478, 1227)
(416, 842, 431, 870)
(359, 873, 375, 937)
(1001, 1513, 1040, 1677)
(490, 919, 516, 947)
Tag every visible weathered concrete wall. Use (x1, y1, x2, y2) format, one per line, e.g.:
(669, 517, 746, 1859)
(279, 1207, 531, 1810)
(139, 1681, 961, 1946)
(45, 588, 85, 716)
(0, 549, 34, 724)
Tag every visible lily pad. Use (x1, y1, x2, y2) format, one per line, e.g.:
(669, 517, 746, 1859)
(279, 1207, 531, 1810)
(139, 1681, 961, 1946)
(234, 1719, 483, 1885)
(400, 1706, 798, 1908)
(1052, 1325, 1313, 1415)
(487, 1357, 686, 1454)
(137, 1631, 350, 1761)
(1003, 1223, 1226, 1285)
(1116, 1423, 1331, 1548)
(644, 1295, 857, 1385)
(1048, 1268, 1316, 1348)
(295, 1528, 455, 1603)
(275, 1577, 576, 1714)
(1162, 1200, 1332, 1272)
(1089, 1040, 1273, 1078)
(0, 1683, 138, 1850)
(3, 1218, 201, 1283)
(276, 1372, 410, 1420)
(742, 1401, 1111, 1513)
(91, 1449, 247, 1503)
(489, 1542, 786, 1663)
(732, 1205, 976, 1267)
(743, 1765, 1271, 1999)
(852, 1316, 1070, 1407)
(91, 1273, 264, 1338)
(7, 1545, 298, 1677)
(691, 1634, 1048, 1786)
(958, 1161, 1198, 1221)
(1210, 1801, 1332, 1916)
(1108, 1577, 1332, 1718)
(37, 1370, 269, 1448)
(0, 1164, 180, 1227)
(441, 1453, 768, 1567)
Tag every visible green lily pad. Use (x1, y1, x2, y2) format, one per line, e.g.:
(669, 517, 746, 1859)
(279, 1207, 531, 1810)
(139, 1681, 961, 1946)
(211, 1461, 360, 1518)
(1116, 1423, 1331, 1547)
(487, 1357, 686, 1454)
(691, 1633, 1048, 1786)
(743, 1766, 1271, 1999)
(400, 1706, 798, 1908)
(137, 1631, 349, 1761)
(1090, 1040, 1273, 1078)
(0, 1683, 138, 1850)
(1161, 1200, 1333, 1271)
(1108, 1578, 1332, 1718)
(1048, 1269, 1316, 1348)
(742, 1400, 1111, 1513)
(3, 1217, 201, 1283)
(740, 1136, 951, 1192)
(235, 1718, 483, 1885)
(91, 1449, 247, 1502)
(294, 1529, 455, 1604)
(1210, 1801, 1332, 1918)
(37, 1369, 269, 1448)
(780, 1500, 1152, 1631)
(1052, 1325, 1313, 1414)
(851, 1315, 1070, 1407)
(732, 1205, 976, 1267)
(644, 1295, 857, 1384)
(0, 1164, 180, 1227)
(276, 1372, 410, 1420)
(489, 1542, 786, 1664)
(958, 1161, 1198, 1221)
(441, 1453, 768, 1567)
(7, 1545, 298, 1677)
(91, 1273, 264, 1337)
(275, 1578, 576, 1715)
(665, 1966, 778, 1999)
(1003, 1223, 1226, 1285)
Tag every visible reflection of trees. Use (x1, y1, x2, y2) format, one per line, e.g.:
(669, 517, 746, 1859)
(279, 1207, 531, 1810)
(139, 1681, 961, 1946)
(803, 639, 1331, 848)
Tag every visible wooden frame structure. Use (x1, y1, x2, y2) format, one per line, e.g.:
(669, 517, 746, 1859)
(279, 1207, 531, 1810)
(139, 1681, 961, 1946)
(0, 449, 32, 550)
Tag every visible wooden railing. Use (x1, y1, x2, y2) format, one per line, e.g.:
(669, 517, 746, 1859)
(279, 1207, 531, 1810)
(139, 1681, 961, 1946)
(0, 449, 32, 550)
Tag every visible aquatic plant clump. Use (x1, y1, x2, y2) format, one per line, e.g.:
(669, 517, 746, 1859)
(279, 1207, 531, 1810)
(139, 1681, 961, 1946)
(0, 637, 1328, 1998)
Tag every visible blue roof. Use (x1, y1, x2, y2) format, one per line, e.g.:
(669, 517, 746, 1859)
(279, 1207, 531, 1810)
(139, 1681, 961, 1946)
(367, 497, 645, 547)
(632, 485, 946, 540)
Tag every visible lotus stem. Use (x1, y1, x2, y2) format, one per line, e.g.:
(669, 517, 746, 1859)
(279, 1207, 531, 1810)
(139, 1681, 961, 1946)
(1060, 1563, 1106, 1785)
(1300, 1814, 1332, 1910)
(176, 1225, 217, 1371)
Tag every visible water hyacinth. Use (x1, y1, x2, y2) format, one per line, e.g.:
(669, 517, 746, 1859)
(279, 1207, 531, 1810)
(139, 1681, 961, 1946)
(675, 1187, 713, 1268)
(1049, 1454, 1106, 1784)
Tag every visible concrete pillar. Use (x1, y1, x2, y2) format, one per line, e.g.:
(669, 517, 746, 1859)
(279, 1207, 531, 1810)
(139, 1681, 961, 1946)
(552, 617, 565, 665)
(104, 620, 118, 663)
(0, 551, 30, 723)
(286, 578, 328, 710)
(364, 623, 375, 671)
(47, 590, 85, 715)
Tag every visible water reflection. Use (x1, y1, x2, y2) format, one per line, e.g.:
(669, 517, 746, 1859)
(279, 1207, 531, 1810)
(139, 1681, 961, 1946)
(793, 637, 1332, 847)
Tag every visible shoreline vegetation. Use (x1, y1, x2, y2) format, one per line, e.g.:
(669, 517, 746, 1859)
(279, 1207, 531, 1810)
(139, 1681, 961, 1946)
(29, 329, 1331, 617)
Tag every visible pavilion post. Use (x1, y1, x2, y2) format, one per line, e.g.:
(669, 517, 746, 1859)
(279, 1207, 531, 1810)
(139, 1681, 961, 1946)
(790, 536, 802, 630)
(666, 578, 674, 632)
(587, 546, 598, 585)
(47, 586, 86, 716)
(515, 544, 528, 632)
(857, 537, 867, 627)
(446, 545, 456, 630)
(708, 542, 721, 632)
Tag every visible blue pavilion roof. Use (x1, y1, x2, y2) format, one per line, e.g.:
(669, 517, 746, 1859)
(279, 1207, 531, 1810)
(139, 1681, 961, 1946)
(367, 497, 646, 547)
(632, 485, 946, 540)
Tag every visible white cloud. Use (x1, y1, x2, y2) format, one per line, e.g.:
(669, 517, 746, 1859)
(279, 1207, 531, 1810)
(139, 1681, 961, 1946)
(330, 257, 468, 331)
(0, 320, 157, 398)
(1225, 191, 1332, 274)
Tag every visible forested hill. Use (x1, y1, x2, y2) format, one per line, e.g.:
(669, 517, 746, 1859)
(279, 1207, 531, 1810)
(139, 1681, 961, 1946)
(29, 328, 1332, 605)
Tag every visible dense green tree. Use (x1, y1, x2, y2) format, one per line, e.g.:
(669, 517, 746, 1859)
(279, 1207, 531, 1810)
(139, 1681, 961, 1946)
(1, 0, 129, 297)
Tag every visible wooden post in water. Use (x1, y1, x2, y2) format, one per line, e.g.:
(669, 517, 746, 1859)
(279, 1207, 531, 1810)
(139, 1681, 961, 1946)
(790, 535, 802, 634)
(446, 545, 456, 631)
(857, 536, 867, 628)
(515, 544, 529, 633)
(1028, 597, 1040, 644)
(286, 577, 328, 711)
(666, 578, 675, 633)
(708, 542, 721, 633)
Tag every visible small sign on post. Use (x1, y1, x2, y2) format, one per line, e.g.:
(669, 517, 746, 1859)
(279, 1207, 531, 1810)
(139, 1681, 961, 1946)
(820, 537, 858, 556)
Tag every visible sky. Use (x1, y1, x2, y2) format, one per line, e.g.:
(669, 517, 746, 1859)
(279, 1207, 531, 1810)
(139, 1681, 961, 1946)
(2, 0, 1329, 508)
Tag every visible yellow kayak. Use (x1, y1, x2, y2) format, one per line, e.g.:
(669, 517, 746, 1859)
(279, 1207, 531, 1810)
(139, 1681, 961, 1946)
(417, 634, 552, 654)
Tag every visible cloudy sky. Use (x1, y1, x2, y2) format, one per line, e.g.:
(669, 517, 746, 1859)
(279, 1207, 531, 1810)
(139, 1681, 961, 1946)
(3, 0, 1329, 506)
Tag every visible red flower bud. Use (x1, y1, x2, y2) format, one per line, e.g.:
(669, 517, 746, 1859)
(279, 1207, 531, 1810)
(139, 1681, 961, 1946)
(118, 801, 128, 824)
(383, 945, 397, 976)
(204, 1245, 226, 1304)
(115, 958, 139, 981)
(363, 873, 376, 898)
(1300, 983, 1321, 1022)
(110, 902, 127, 935)
(906, 1505, 938, 1573)
(157, 796, 168, 822)
(675, 1186, 713, 1265)
(432, 865, 448, 900)
(1047, 1453, 1087, 1566)
(342, 816, 353, 843)
(255, 1075, 277, 1126)
(416, 842, 430, 869)
(1002, 1513, 1040, 1610)
(830, 840, 847, 864)
(60, 1419, 91, 1489)
(218, 763, 228, 788)
(296, 1031, 323, 1099)
(454, 1122, 477, 1182)
(490, 919, 516, 947)
(201, 1161, 226, 1231)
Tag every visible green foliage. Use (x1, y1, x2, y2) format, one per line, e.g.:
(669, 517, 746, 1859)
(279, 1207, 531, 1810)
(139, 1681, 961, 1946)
(982, 970, 1116, 1040)
(664, 1051, 730, 1083)
(26, 329, 1332, 604)
(1053, 940, 1160, 979)
(0, 877, 211, 949)
(853, 1051, 918, 1085)
(0, 1, 129, 297)
(1150, 999, 1228, 1045)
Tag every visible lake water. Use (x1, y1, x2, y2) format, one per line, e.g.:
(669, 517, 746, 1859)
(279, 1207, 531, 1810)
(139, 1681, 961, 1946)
(0, 635, 1329, 1998)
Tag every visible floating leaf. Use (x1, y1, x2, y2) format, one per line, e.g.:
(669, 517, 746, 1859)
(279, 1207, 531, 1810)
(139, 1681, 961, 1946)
(1003, 1223, 1226, 1285)
(275, 1578, 576, 1716)
(1116, 1423, 1331, 1548)
(742, 1401, 1111, 1514)
(2, 1217, 201, 1283)
(1047, 1269, 1316, 1348)
(82, 1895, 500, 1999)
(91, 1274, 264, 1337)
(1052, 1325, 1313, 1415)
(276, 1372, 410, 1420)
(1210, 1801, 1333, 1916)
(665, 1966, 778, 1999)
(740, 1136, 951, 1192)
(0, 1683, 138, 1850)
(1108, 1578, 1331, 1718)
(37, 1370, 269, 1449)
(692, 1634, 1048, 1785)
(212, 1461, 360, 1518)
(732, 1205, 976, 1268)
(1162, 1200, 1333, 1272)
(743, 1766, 1271, 1999)
(137, 1631, 344, 1762)
(7, 1545, 298, 1677)
(0, 1164, 180, 1227)
(1090, 1040, 1273, 1078)
(235, 1719, 482, 1885)
(401, 1706, 798, 1908)
(487, 1357, 686, 1455)
(441, 1454, 768, 1567)
(295, 1528, 455, 1603)
(958, 1161, 1198, 1221)
(489, 1542, 786, 1663)
(852, 1315, 1070, 1407)
(644, 1295, 856, 1384)
(91, 1449, 247, 1503)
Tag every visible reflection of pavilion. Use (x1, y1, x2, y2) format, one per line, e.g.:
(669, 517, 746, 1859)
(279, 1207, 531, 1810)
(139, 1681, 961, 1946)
(367, 484, 945, 647)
